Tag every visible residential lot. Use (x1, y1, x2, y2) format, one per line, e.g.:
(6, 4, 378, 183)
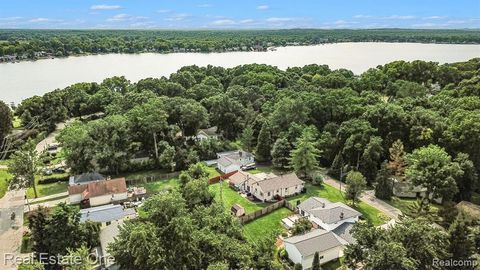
(243, 207, 292, 242)
(209, 181, 269, 214)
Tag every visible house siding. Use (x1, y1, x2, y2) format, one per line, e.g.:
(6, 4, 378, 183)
(89, 193, 128, 207)
(285, 243, 343, 269)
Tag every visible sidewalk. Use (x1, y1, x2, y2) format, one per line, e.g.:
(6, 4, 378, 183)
(24, 197, 69, 213)
(0, 189, 25, 270)
(323, 175, 402, 220)
(28, 191, 68, 204)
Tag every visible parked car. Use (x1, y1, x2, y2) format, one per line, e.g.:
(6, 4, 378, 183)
(52, 167, 66, 173)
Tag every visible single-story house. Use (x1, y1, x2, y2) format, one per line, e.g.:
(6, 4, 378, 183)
(228, 171, 304, 201)
(393, 178, 442, 203)
(250, 173, 305, 202)
(68, 178, 128, 207)
(69, 172, 105, 186)
(194, 126, 220, 141)
(216, 150, 254, 174)
(79, 204, 136, 225)
(297, 197, 361, 231)
(231, 204, 246, 217)
(284, 229, 347, 269)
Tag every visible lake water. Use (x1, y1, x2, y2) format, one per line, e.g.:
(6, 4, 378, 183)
(1, 42, 479, 104)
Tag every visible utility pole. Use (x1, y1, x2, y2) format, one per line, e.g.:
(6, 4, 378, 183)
(153, 132, 159, 159)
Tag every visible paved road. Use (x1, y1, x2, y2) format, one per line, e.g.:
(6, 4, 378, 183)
(0, 189, 25, 270)
(323, 176, 402, 220)
(35, 119, 73, 154)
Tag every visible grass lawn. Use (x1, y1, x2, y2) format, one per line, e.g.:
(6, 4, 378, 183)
(13, 116, 22, 129)
(243, 207, 292, 243)
(26, 173, 69, 199)
(387, 197, 443, 214)
(0, 169, 12, 198)
(204, 166, 221, 178)
(138, 178, 180, 193)
(210, 181, 269, 214)
(323, 258, 345, 270)
(116, 169, 175, 179)
(287, 183, 388, 226)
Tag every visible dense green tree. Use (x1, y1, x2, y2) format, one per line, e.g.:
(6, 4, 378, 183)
(0, 100, 12, 142)
(312, 252, 321, 270)
(375, 162, 394, 200)
(240, 125, 255, 152)
(290, 130, 321, 178)
(448, 215, 474, 266)
(256, 121, 272, 162)
(453, 153, 478, 201)
(271, 137, 292, 170)
(291, 218, 313, 236)
(405, 145, 461, 209)
(8, 139, 41, 198)
(345, 171, 367, 206)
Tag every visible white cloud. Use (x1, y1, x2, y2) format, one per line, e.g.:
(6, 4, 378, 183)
(157, 9, 172, 14)
(164, 13, 190, 22)
(211, 19, 236, 26)
(353, 15, 372, 19)
(197, 3, 212, 8)
(423, 16, 447, 20)
(107, 14, 147, 22)
(383, 15, 416, 20)
(257, 5, 269, 11)
(28, 18, 62, 23)
(0, 16, 22, 21)
(90, 4, 122, 11)
(239, 19, 255, 24)
(266, 17, 294, 23)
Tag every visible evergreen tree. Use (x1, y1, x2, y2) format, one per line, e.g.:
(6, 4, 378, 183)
(388, 139, 406, 180)
(448, 215, 474, 266)
(374, 162, 394, 200)
(290, 131, 321, 179)
(271, 137, 292, 169)
(240, 125, 254, 152)
(312, 252, 321, 270)
(256, 121, 272, 162)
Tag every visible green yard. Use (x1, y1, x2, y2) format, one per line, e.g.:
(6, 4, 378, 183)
(0, 169, 12, 198)
(210, 181, 269, 214)
(287, 183, 388, 226)
(243, 207, 292, 243)
(26, 173, 69, 199)
(387, 197, 443, 214)
(139, 178, 180, 193)
(204, 166, 221, 178)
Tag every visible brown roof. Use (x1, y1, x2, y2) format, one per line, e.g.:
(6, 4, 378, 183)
(257, 173, 304, 193)
(68, 178, 127, 198)
(231, 203, 244, 212)
(229, 171, 257, 185)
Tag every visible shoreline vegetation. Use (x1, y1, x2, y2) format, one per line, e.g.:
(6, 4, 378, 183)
(1, 28, 480, 63)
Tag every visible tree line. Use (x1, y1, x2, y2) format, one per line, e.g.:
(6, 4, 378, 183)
(1, 29, 480, 61)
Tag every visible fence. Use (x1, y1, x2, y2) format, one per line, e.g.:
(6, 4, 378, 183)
(208, 170, 238, 185)
(238, 199, 287, 224)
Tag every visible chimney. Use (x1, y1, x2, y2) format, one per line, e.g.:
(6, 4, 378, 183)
(340, 212, 344, 219)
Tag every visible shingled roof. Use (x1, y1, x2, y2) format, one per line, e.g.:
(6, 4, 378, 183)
(256, 173, 304, 193)
(284, 229, 345, 257)
(68, 178, 127, 199)
(298, 197, 362, 224)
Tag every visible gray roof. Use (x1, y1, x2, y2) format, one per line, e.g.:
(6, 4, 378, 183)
(332, 222, 356, 244)
(284, 229, 344, 257)
(198, 126, 218, 136)
(70, 172, 105, 185)
(298, 197, 362, 224)
(217, 156, 233, 167)
(79, 204, 136, 223)
(217, 150, 254, 167)
(257, 173, 304, 193)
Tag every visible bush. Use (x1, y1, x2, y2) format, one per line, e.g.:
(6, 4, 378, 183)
(294, 263, 303, 270)
(311, 172, 324, 186)
(38, 176, 69, 185)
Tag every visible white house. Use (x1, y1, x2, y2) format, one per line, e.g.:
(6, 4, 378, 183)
(297, 197, 361, 231)
(228, 171, 304, 201)
(194, 126, 220, 141)
(68, 178, 128, 207)
(216, 150, 254, 173)
(284, 229, 347, 269)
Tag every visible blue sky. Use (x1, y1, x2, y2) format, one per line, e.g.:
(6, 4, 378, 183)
(0, 0, 479, 29)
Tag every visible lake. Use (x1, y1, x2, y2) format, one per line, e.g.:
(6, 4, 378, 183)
(1, 42, 479, 104)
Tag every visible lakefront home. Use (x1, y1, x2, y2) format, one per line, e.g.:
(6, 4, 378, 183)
(216, 150, 255, 173)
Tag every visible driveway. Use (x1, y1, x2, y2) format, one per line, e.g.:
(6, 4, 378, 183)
(35, 120, 73, 153)
(0, 189, 25, 269)
(323, 176, 402, 220)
